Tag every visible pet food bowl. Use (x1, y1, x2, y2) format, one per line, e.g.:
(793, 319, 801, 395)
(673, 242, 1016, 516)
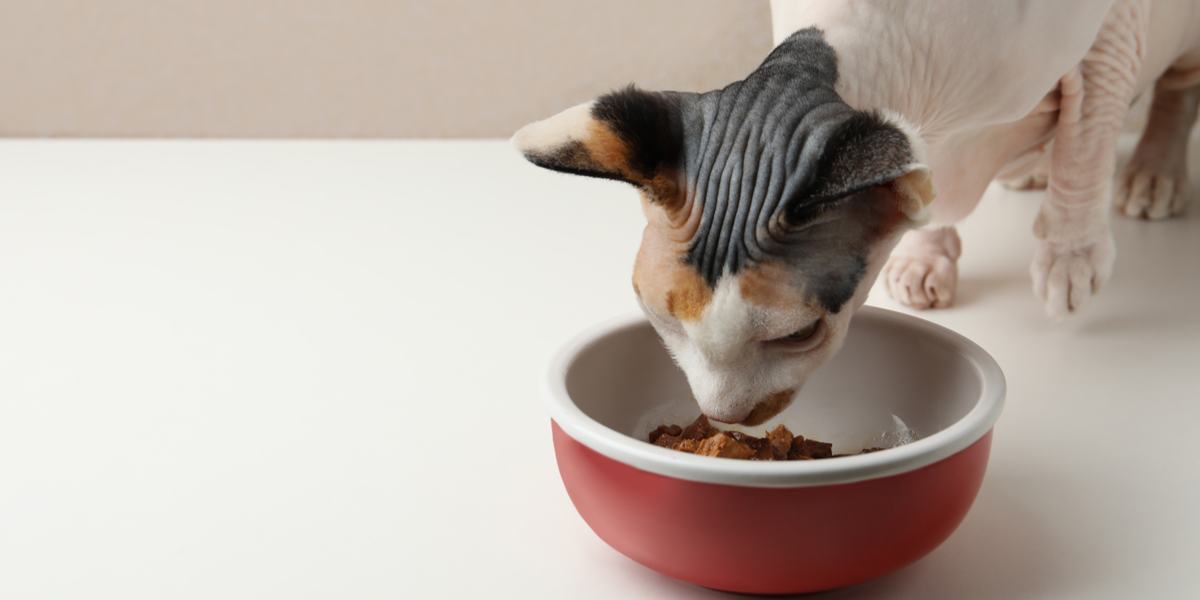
(545, 306, 1004, 594)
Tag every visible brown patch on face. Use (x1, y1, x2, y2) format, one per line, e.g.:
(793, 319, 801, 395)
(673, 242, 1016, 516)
(740, 389, 795, 426)
(584, 120, 632, 178)
(645, 172, 683, 209)
(586, 120, 684, 208)
(633, 217, 712, 322)
(664, 266, 712, 321)
(737, 261, 807, 309)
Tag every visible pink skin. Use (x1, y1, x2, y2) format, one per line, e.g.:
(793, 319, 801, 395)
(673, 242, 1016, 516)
(1117, 81, 1200, 219)
(772, 0, 1200, 317)
(518, 1, 1200, 422)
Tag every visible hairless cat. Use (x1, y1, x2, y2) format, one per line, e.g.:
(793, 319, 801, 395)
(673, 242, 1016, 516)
(515, 0, 1200, 424)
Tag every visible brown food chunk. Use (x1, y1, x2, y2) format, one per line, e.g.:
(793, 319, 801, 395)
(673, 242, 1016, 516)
(649, 424, 683, 444)
(652, 433, 682, 448)
(727, 431, 768, 451)
(695, 433, 756, 459)
(794, 438, 834, 459)
(786, 436, 807, 460)
(766, 425, 794, 460)
(681, 415, 717, 440)
(648, 415, 892, 461)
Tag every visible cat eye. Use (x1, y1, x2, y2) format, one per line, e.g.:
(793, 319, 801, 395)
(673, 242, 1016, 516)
(766, 319, 824, 351)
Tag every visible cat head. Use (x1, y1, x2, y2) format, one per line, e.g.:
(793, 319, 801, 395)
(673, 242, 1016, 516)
(514, 30, 932, 424)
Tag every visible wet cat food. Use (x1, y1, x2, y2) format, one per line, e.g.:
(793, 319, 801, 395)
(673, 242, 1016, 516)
(649, 415, 883, 460)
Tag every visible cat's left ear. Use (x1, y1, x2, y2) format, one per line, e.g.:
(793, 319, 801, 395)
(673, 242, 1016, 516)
(803, 111, 935, 222)
(512, 86, 693, 201)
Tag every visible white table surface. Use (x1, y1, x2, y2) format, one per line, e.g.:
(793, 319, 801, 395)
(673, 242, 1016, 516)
(0, 140, 1196, 599)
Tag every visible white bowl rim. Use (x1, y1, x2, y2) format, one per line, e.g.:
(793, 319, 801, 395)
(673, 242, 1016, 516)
(545, 306, 1006, 488)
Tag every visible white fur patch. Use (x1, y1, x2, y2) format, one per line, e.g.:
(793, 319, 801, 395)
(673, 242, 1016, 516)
(665, 277, 809, 423)
(663, 277, 763, 422)
(510, 101, 596, 155)
(876, 109, 935, 223)
(877, 109, 927, 164)
(683, 277, 751, 365)
(649, 250, 895, 423)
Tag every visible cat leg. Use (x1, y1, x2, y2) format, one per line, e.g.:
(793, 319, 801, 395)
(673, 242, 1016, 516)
(1032, 3, 1145, 318)
(1115, 77, 1200, 219)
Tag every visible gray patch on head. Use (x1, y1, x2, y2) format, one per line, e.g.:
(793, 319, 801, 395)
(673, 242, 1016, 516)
(517, 29, 917, 313)
(674, 28, 915, 312)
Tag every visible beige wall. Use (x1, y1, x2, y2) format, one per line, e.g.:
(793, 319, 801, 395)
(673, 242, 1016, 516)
(0, 0, 770, 138)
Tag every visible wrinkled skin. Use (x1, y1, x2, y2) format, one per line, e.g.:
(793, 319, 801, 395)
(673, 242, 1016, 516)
(516, 0, 1200, 423)
(630, 183, 914, 424)
(773, 0, 1200, 317)
(515, 31, 932, 424)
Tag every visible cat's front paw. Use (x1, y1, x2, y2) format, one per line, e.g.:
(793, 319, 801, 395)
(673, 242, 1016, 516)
(884, 254, 958, 309)
(1030, 231, 1115, 319)
(883, 227, 961, 309)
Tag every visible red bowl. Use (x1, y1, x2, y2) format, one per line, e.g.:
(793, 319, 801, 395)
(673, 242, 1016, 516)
(545, 307, 1005, 595)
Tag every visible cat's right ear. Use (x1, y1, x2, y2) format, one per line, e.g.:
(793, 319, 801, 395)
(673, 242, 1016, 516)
(512, 86, 691, 202)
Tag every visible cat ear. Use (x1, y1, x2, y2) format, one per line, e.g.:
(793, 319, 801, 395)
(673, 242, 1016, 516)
(803, 111, 934, 221)
(512, 86, 692, 200)
(889, 164, 935, 221)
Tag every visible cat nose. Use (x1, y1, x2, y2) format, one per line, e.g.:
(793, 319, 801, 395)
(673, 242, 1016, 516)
(697, 403, 749, 425)
(688, 379, 747, 424)
(694, 389, 795, 425)
(692, 388, 756, 424)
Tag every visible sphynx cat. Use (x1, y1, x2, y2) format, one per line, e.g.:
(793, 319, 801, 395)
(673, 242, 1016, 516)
(514, 0, 1200, 424)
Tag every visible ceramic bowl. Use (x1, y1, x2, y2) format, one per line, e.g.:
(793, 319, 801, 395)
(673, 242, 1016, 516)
(546, 307, 1005, 594)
